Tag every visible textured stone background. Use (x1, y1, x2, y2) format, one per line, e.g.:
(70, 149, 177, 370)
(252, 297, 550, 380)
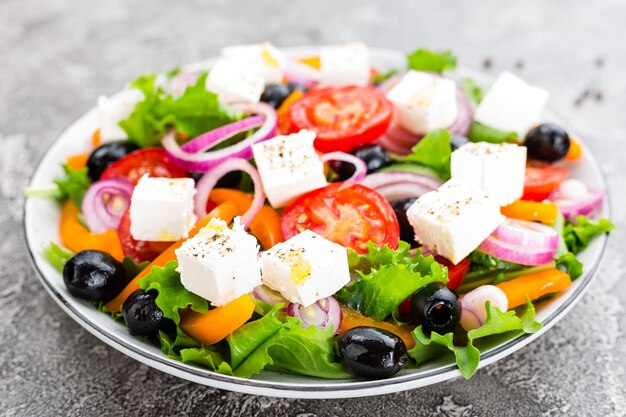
(1, 0, 625, 416)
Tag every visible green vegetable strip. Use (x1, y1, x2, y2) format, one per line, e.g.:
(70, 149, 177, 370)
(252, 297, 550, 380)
(43, 242, 74, 272)
(466, 122, 518, 144)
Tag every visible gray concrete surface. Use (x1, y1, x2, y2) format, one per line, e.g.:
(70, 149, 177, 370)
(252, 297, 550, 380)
(1, 0, 625, 415)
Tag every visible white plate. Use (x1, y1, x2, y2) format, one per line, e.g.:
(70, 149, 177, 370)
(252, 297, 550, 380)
(24, 47, 610, 399)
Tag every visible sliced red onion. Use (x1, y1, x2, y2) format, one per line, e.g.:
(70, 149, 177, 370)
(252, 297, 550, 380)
(194, 158, 264, 228)
(162, 102, 277, 172)
(493, 218, 559, 250)
(374, 183, 436, 202)
(478, 235, 557, 266)
(167, 71, 201, 96)
(550, 180, 604, 220)
(376, 134, 414, 156)
(320, 152, 367, 182)
(252, 285, 286, 305)
(286, 296, 342, 334)
(460, 285, 508, 331)
(447, 87, 472, 137)
(82, 179, 134, 234)
(360, 170, 443, 192)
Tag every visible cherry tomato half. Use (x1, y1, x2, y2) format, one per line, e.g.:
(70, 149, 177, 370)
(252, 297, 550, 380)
(522, 163, 569, 201)
(281, 182, 400, 254)
(116, 208, 172, 263)
(100, 148, 188, 184)
(288, 86, 393, 152)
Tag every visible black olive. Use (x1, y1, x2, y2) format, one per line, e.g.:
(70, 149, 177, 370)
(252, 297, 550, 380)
(188, 171, 242, 188)
(260, 83, 306, 109)
(63, 250, 127, 302)
(86, 141, 139, 181)
(391, 198, 417, 244)
(524, 123, 571, 162)
(122, 289, 174, 338)
(450, 134, 469, 151)
(335, 144, 392, 180)
(411, 283, 461, 334)
(337, 326, 408, 378)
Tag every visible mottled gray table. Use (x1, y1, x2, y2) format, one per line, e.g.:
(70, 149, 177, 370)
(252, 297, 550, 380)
(1, 0, 625, 415)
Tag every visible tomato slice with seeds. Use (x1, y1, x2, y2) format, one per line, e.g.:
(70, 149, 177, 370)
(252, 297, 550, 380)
(100, 148, 188, 185)
(117, 208, 172, 263)
(288, 86, 393, 152)
(281, 182, 399, 253)
(522, 163, 569, 201)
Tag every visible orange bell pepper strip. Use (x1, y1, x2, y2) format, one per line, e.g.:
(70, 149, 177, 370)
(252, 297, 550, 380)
(180, 294, 256, 345)
(65, 153, 89, 170)
(209, 188, 283, 249)
(565, 138, 582, 161)
(277, 90, 304, 116)
(91, 129, 101, 148)
(296, 55, 321, 70)
(60, 201, 124, 261)
(496, 268, 572, 309)
(105, 202, 239, 313)
(339, 305, 416, 349)
(501, 200, 559, 224)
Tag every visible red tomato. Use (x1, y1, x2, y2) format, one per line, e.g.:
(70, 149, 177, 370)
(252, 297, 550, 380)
(100, 148, 188, 184)
(522, 163, 569, 201)
(435, 256, 471, 291)
(117, 209, 172, 263)
(281, 182, 399, 253)
(288, 86, 393, 152)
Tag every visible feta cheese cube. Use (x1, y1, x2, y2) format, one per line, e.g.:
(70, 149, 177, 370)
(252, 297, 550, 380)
(252, 129, 327, 208)
(407, 179, 504, 264)
(474, 71, 549, 136)
(386, 70, 458, 135)
(97, 89, 144, 142)
(221, 42, 287, 84)
(451, 142, 527, 205)
(205, 58, 265, 103)
(175, 217, 261, 307)
(260, 230, 350, 306)
(129, 176, 196, 241)
(319, 42, 370, 86)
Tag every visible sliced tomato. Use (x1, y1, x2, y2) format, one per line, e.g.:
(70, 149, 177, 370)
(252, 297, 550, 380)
(100, 148, 188, 184)
(281, 182, 399, 253)
(288, 86, 393, 152)
(117, 208, 172, 263)
(522, 163, 569, 201)
(435, 256, 471, 291)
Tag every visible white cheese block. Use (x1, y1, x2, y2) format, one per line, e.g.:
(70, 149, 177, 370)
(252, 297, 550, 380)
(474, 71, 549, 136)
(451, 142, 527, 206)
(252, 129, 327, 208)
(97, 89, 144, 143)
(407, 179, 504, 264)
(205, 57, 265, 103)
(386, 70, 458, 135)
(319, 42, 370, 86)
(221, 42, 287, 84)
(259, 230, 350, 306)
(175, 217, 262, 307)
(129, 175, 196, 242)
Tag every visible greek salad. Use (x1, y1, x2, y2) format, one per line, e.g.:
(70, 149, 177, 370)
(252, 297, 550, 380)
(29, 42, 614, 380)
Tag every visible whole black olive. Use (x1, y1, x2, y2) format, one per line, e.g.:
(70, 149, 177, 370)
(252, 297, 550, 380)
(337, 326, 408, 379)
(87, 141, 139, 181)
(391, 198, 417, 244)
(411, 283, 461, 334)
(335, 144, 392, 180)
(63, 250, 127, 302)
(524, 123, 570, 162)
(260, 83, 306, 109)
(122, 289, 173, 338)
(450, 134, 469, 151)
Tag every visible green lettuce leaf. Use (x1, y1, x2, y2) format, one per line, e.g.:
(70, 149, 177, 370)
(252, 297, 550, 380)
(407, 48, 457, 73)
(550, 212, 583, 279)
(336, 241, 447, 321)
(460, 78, 485, 108)
(467, 122, 518, 144)
(409, 299, 541, 378)
(122, 256, 150, 278)
(404, 128, 452, 180)
(43, 242, 74, 272)
(53, 164, 91, 207)
(137, 261, 208, 324)
(563, 215, 614, 255)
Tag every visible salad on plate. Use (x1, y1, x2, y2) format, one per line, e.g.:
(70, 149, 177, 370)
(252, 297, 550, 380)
(28, 42, 614, 380)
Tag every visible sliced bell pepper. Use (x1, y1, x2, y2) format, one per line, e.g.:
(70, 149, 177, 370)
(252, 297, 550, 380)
(180, 294, 256, 345)
(297, 55, 321, 70)
(565, 138, 582, 161)
(339, 305, 416, 349)
(65, 153, 89, 170)
(501, 200, 558, 224)
(91, 129, 101, 147)
(59, 201, 124, 261)
(277, 90, 304, 116)
(496, 268, 572, 309)
(105, 202, 239, 313)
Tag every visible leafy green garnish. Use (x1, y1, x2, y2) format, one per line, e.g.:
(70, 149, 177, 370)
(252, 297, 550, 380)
(336, 241, 447, 321)
(563, 215, 614, 255)
(43, 242, 74, 272)
(119, 72, 240, 148)
(122, 256, 150, 278)
(53, 164, 91, 207)
(460, 78, 485, 108)
(550, 212, 584, 279)
(407, 48, 457, 73)
(467, 122, 518, 144)
(409, 299, 541, 379)
(404, 128, 452, 180)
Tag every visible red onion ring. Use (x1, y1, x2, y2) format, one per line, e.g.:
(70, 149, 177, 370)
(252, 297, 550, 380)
(167, 71, 200, 96)
(460, 285, 509, 331)
(194, 158, 264, 228)
(493, 218, 559, 250)
(376, 134, 414, 156)
(360, 170, 443, 191)
(551, 190, 604, 221)
(162, 102, 277, 172)
(252, 285, 286, 305)
(478, 235, 557, 266)
(82, 178, 134, 234)
(319, 152, 367, 182)
(181, 115, 265, 153)
(286, 296, 342, 334)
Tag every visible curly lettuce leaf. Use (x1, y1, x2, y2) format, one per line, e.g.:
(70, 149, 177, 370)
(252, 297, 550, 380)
(337, 241, 447, 321)
(407, 48, 457, 73)
(53, 164, 91, 207)
(460, 78, 485, 108)
(404, 128, 452, 180)
(43, 242, 74, 272)
(467, 122, 518, 144)
(563, 215, 614, 255)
